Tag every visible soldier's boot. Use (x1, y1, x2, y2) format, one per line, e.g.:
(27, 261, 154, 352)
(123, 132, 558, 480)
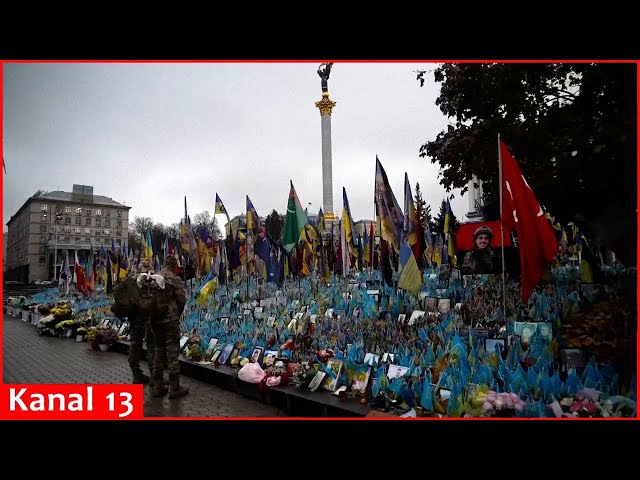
(168, 374, 190, 399)
(152, 372, 169, 397)
(132, 368, 150, 384)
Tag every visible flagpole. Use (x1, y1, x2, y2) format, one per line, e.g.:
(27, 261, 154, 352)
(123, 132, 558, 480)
(498, 133, 507, 325)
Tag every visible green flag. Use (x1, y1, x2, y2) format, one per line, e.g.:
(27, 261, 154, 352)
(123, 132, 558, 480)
(282, 180, 309, 252)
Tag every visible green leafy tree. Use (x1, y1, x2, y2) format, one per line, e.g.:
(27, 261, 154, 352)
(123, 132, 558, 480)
(265, 209, 284, 244)
(416, 63, 636, 260)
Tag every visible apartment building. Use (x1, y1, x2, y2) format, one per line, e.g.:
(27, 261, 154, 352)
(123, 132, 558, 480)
(5, 184, 131, 283)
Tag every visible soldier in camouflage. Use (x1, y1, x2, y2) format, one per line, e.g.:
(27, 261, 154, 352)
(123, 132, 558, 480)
(151, 254, 189, 398)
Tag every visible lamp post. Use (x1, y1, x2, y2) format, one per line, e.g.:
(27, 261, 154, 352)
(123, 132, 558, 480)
(52, 213, 62, 281)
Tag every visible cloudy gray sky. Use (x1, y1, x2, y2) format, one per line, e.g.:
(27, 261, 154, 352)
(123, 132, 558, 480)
(3, 62, 469, 233)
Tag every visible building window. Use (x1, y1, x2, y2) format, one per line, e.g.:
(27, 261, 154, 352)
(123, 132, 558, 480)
(75, 217, 81, 225)
(55, 204, 62, 213)
(95, 218, 101, 226)
(65, 217, 71, 225)
(65, 206, 72, 214)
(76, 207, 82, 215)
(116, 230, 122, 237)
(40, 236, 46, 243)
(85, 218, 91, 226)
(106, 209, 111, 217)
(117, 210, 122, 217)
(117, 219, 122, 227)
(85, 228, 91, 235)
(105, 219, 111, 227)
(116, 239, 122, 246)
(86, 208, 92, 216)
(40, 225, 47, 232)
(64, 226, 71, 233)
(41, 204, 48, 212)
(75, 228, 81, 234)
(104, 229, 110, 236)
(39, 256, 45, 264)
(39, 246, 45, 254)
(75, 236, 80, 242)
(41, 214, 48, 222)
(95, 209, 102, 216)
(64, 235, 70, 241)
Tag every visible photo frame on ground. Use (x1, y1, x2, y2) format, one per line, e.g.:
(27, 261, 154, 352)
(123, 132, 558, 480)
(408, 310, 425, 326)
(424, 297, 438, 312)
(218, 344, 234, 365)
(262, 350, 278, 368)
(397, 314, 406, 323)
(308, 371, 326, 392)
(537, 322, 553, 342)
(250, 346, 264, 364)
(437, 298, 451, 314)
(179, 335, 189, 352)
(560, 348, 586, 371)
(219, 317, 229, 326)
(485, 338, 506, 355)
(350, 366, 371, 393)
(513, 321, 539, 345)
(210, 346, 223, 364)
(254, 306, 263, 320)
(324, 358, 343, 392)
(364, 352, 380, 367)
(387, 364, 410, 380)
(205, 338, 219, 356)
(274, 357, 289, 369)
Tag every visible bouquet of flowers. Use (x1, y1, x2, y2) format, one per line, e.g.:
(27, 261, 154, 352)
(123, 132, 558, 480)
(474, 391, 526, 417)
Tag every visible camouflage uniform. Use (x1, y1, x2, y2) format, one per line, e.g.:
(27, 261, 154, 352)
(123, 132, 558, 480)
(151, 256, 189, 398)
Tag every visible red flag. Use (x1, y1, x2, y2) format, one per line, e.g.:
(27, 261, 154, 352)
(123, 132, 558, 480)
(500, 140, 558, 302)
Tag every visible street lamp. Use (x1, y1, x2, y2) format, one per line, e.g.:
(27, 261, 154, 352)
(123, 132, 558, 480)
(53, 213, 63, 281)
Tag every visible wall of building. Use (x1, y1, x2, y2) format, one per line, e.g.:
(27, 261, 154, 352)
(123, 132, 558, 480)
(6, 193, 130, 283)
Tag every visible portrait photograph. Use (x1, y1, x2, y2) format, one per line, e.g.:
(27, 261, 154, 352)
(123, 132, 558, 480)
(262, 350, 278, 367)
(424, 297, 438, 312)
(250, 346, 264, 364)
(387, 364, 409, 380)
(437, 298, 451, 314)
(537, 322, 553, 342)
(397, 314, 406, 323)
(253, 306, 263, 320)
(513, 322, 539, 345)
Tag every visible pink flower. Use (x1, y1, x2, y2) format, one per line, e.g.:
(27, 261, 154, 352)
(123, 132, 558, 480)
(482, 402, 494, 414)
(569, 401, 583, 413)
(583, 402, 598, 414)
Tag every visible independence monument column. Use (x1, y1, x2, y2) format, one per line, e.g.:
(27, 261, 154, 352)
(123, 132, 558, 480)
(315, 62, 337, 230)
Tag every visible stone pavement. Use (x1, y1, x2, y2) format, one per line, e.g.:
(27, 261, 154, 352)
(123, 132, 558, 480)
(2, 314, 286, 418)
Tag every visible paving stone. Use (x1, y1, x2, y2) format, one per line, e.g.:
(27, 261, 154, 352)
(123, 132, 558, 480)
(2, 315, 286, 418)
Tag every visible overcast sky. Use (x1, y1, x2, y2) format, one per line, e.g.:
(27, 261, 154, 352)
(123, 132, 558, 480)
(3, 62, 470, 233)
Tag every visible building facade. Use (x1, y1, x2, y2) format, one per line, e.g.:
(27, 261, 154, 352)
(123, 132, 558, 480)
(5, 184, 131, 283)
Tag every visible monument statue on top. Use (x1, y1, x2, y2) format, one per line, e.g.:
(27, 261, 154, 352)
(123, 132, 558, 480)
(314, 63, 337, 231)
(317, 62, 333, 93)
